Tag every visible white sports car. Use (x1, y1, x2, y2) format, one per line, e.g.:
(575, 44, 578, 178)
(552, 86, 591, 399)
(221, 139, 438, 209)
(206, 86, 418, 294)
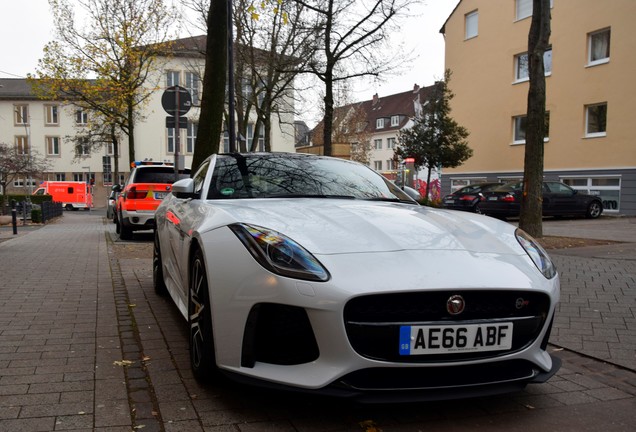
(154, 153, 560, 401)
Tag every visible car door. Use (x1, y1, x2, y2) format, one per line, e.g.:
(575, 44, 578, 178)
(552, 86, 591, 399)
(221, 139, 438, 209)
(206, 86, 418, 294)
(165, 160, 211, 294)
(544, 182, 579, 216)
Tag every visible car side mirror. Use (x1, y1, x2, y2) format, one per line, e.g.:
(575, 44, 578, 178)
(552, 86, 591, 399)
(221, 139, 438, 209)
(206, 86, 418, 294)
(112, 184, 122, 192)
(171, 178, 197, 199)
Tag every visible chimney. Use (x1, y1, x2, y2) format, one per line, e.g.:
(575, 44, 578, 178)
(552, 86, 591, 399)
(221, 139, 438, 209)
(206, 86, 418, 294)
(372, 93, 379, 106)
(413, 84, 420, 93)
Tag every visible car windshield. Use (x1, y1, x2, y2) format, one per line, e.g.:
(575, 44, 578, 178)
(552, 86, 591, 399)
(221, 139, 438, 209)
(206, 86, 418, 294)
(135, 167, 189, 183)
(496, 181, 523, 192)
(207, 154, 415, 202)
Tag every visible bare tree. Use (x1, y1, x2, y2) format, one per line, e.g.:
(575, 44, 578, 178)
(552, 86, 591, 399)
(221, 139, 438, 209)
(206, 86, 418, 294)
(33, 0, 180, 169)
(519, 0, 551, 237)
(0, 143, 51, 213)
(295, 0, 411, 156)
(233, 0, 314, 152)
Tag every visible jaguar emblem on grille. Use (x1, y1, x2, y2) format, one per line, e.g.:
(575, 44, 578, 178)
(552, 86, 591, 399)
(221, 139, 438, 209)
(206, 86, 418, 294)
(446, 295, 465, 315)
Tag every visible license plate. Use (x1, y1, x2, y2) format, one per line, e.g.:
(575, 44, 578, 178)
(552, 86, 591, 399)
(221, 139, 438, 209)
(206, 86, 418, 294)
(399, 323, 513, 355)
(154, 192, 168, 200)
(487, 196, 498, 201)
(445, 199, 455, 204)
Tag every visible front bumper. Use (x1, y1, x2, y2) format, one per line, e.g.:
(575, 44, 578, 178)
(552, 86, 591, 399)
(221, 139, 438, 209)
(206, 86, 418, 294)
(201, 228, 561, 397)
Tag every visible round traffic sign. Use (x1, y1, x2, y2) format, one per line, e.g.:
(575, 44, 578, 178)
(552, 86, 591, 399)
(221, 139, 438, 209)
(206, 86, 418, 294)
(161, 85, 192, 116)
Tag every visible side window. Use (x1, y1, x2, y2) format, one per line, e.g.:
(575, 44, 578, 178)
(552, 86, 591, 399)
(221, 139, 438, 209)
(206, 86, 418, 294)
(192, 160, 210, 196)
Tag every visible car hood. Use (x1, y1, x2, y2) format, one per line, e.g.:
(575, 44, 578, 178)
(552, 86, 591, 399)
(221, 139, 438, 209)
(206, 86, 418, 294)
(201, 199, 523, 256)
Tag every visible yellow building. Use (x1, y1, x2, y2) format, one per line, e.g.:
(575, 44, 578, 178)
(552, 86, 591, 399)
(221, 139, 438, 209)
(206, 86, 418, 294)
(441, 0, 636, 215)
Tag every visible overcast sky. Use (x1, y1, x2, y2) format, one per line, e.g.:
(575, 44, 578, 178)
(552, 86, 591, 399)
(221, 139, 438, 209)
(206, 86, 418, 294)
(0, 0, 459, 125)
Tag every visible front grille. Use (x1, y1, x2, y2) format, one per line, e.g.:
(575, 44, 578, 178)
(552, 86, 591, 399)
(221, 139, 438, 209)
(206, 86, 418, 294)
(344, 290, 551, 362)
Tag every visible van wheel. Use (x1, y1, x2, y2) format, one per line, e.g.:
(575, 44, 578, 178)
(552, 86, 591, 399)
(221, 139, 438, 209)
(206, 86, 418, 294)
(65, 204, 73, 211)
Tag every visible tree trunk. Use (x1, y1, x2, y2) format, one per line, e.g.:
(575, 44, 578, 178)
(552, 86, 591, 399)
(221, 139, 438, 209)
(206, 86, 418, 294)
(519, 0, 551, 238)
(193, 0, 228, 171)
(127, 102, 135, 169)
(322, 68, 334, 156)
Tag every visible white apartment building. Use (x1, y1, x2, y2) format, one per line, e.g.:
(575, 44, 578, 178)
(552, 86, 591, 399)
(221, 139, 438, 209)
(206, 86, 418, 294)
(0, 35, 296, 206)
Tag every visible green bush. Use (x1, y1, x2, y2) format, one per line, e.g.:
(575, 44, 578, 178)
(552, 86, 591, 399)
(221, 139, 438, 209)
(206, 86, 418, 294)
(31, 208, 42, 223)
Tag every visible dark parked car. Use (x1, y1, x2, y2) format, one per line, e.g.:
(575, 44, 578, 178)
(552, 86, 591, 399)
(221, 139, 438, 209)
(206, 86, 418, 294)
(442, 182, 503, 212)
(479, 181, 603, 220)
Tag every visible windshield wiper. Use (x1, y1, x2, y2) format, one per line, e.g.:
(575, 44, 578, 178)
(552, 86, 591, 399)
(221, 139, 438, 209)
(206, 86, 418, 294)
(364, 196, 418, 204)
(262, 194, 357, 199)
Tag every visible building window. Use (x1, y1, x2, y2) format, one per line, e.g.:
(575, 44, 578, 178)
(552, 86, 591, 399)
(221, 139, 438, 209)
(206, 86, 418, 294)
(167, 128, 176, 154)
(376, 118, 385, 129)
(515, 48, 552, 82)
(390, 115, 399, 127)
(186, 121, 197, 154)
(588, 28, 610, 66)
(374, 139, 382, 150)
(515, 0, 532, 20)
(46, 136, 61, 156)
(106, 142, 114, 155)
(15, 136, 29, 155)
(465, 10, 478, 39)
(73, 172, 85, 182)
(562, 176, 620, 212)
(585, 103, 607, 137)
(513, 112, 550, 144)
(386, 160, 396, 170)
(516, 0, 553, 21)
(13, 178, 37, 188)
(75, 138, 90, 156)
(75, 109, 88, 125)
(45, 105, 59, 125)
(167, 70, 180, 87)
(387, 137, 396, 149)
(374, 160, 383, 171)
(246, 124, 265, 152)
(14, 105, 29, 125)
(55, 173, 66, 181)
(185, 72, 200, 105)
(223, 131, 230, 153)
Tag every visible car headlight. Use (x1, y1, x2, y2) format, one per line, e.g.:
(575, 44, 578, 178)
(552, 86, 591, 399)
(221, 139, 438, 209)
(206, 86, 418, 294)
(229, 223, 330, 282)
(515, 229, 557, 279)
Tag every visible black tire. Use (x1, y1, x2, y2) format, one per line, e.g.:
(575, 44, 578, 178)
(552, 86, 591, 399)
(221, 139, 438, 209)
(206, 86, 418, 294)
(65, 204, 73, 211)
(189, 249, 216, 382)
(120, 225, 133, 240)
(586, 201, 603, 219)
(153, 232, 168, 295)
(474, 203, 483, 214)
(117, 211, 133, 240)
(115, 214, 121, 234)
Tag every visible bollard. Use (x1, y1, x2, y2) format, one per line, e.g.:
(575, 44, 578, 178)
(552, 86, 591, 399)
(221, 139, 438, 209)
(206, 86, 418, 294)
(10, 200, 17, 235)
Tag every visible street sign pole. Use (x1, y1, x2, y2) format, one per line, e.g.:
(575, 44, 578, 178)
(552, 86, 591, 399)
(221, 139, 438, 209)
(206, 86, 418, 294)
(174, 89, 180, 182)
(161, 85, 192, 181)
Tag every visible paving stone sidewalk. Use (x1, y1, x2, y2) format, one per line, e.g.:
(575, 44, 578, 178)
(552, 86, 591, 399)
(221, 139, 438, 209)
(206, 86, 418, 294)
(0, 213, 634, 431)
